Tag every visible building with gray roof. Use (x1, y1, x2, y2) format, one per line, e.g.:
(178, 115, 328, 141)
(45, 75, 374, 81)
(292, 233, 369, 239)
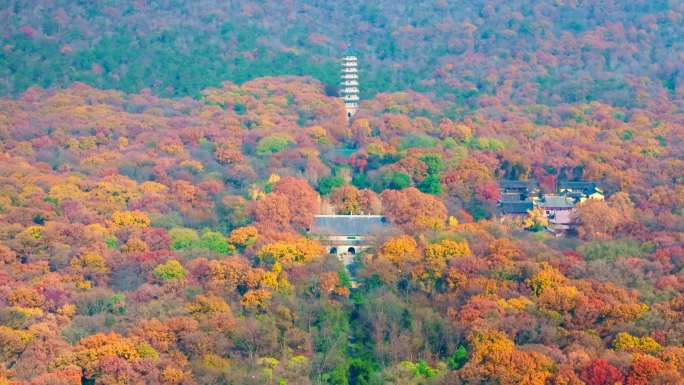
(311, 215, 388, 236)
(310, 215, 392, 266)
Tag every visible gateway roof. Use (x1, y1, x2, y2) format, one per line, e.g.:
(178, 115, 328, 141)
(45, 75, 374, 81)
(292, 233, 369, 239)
(311, 215, 389, 236)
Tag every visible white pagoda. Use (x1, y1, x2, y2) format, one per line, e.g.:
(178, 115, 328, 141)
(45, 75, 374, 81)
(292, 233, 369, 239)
(340, 55, 359, 118)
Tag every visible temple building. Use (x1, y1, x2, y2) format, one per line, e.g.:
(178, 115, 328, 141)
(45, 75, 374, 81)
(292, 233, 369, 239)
(558, 181, 604, 202)
(309, 215, 390, 266)
(497, 179, 606, 235)
(538, 194, 576, 232)
(498, 179, 539, 215)
(340, 55, 359, 118)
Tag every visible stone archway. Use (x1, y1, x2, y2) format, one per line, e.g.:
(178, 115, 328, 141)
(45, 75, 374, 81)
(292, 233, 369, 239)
(329, 247, 337, 254)
(347, 247, 356, 255)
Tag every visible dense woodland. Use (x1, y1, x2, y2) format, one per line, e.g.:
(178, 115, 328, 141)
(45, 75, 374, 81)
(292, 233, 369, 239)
(1, 1, 684, 385)
(2, 1, 683, 106)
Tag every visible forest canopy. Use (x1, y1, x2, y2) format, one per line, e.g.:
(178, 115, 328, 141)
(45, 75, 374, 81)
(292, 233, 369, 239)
(1, 0, 683, 109)
(1, 1, 684, 385)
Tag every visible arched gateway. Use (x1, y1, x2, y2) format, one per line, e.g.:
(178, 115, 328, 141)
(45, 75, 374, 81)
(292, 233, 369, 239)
(310, 215, 389, 266)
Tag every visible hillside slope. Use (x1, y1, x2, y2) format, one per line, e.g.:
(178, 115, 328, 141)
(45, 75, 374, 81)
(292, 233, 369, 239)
(2, 0, 683, 108)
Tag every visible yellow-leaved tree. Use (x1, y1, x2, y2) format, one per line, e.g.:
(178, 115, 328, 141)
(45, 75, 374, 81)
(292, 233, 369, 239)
(257, 238, 323, 266)
(461, 329, 552, 385)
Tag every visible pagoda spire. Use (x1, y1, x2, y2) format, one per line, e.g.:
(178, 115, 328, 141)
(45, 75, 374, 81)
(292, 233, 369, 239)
(340, 55, 359, 118)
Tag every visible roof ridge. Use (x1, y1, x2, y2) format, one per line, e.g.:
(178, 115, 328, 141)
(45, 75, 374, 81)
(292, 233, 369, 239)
(314, 214, 384, 217)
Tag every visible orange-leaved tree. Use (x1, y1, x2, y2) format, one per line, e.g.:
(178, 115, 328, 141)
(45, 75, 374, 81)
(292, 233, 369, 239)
(381, 187, 447, 233)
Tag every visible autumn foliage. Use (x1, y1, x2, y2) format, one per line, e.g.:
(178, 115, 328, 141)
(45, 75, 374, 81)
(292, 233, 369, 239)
(0, 10, 683, 381)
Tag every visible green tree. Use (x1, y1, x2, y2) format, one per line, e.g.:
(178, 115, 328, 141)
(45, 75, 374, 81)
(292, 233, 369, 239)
(256, 134, 295, 155)
(418, 173, 442, 195)
(348, 358, 374, 385)
(376, 170, 410, 191)
(318, 175, 345, 195)
(169, 227, 200, 250)
(152, 260, 188, 282)
(447, 345, 469, 370)
(199, 230, 233, 254)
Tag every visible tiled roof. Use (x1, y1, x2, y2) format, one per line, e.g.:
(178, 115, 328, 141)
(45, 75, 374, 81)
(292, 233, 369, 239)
(500, 201, 533, 214)
(311, 215, 389, 236)
(500, 179, 538, 189)
(539, 195, 575, 208)
(558, 181, 599, 192)
(500, 192, 525, 202)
